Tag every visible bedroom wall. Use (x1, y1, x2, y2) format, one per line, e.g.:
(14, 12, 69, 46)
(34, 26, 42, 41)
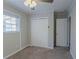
(3, 2, 30, 58)
(68, 0, 76, 59)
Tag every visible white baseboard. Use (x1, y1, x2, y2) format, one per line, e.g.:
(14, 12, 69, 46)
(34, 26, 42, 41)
(47, 47, 54, 49)
(31, 44, 54, 49)
(4, 44, 30, 59)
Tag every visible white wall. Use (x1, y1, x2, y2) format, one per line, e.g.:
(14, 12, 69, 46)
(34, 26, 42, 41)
(3, 2, 30, 58)
(31, 9, 54, 49)
(68, 0, 76, 59)
(3, 33, 20, 57)
(27, 16, 32, 45)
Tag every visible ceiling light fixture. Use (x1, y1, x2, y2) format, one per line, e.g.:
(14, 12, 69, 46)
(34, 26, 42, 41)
(24, 0, 37, 10)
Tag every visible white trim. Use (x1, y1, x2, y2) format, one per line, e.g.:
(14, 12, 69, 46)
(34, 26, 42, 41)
(20, 19, 21, 49)
(20, 32, 21, 49)
(47, 47, 54, 49)
(31, 45, 53, 49)
(4, 44, 30, 59)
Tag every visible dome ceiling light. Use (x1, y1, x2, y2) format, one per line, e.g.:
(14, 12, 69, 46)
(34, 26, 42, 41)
(24, 0, 37, 10)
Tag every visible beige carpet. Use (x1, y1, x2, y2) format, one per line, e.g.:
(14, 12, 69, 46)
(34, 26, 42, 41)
(7, 46, 72, 59)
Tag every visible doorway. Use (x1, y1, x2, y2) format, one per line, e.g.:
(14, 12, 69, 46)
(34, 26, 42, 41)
(56, 18, 68, 47)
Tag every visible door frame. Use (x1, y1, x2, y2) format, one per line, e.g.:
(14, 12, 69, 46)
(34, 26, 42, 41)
(54, 17, 71, 48)
(54, 14, 56, 47)
(68, 16, 71, 49)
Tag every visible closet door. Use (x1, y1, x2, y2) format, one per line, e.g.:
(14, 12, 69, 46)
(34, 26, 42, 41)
(31, 18, 48, 48)
(56, 18, 68, 47)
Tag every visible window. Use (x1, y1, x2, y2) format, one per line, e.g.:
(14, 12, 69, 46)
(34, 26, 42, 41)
(3, 12, 20, 32)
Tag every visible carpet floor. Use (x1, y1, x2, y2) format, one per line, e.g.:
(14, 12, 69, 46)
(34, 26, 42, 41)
(7, 46, 72, 59)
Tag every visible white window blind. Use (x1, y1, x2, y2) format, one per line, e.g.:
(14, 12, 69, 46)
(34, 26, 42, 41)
(3, 11, 20, 32)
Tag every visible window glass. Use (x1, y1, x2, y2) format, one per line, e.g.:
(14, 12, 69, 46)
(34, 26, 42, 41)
(3, 13, 20, 32)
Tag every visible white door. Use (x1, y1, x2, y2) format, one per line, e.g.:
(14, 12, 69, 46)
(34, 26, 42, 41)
(31, 18, 48, 48)
(56, 18, 68, 47)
